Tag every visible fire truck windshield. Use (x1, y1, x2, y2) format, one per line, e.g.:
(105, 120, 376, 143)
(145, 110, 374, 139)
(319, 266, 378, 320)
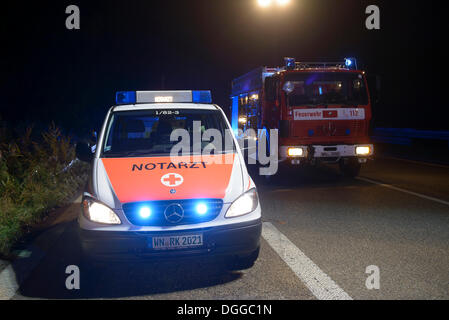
(284, 72, 369, 107)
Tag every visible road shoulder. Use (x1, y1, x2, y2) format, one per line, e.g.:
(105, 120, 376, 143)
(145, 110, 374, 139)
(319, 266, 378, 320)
(0, 195, 82, 300)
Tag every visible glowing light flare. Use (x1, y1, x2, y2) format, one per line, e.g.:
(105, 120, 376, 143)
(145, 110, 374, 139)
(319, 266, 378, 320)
(356, 146, 372, 156)
(155, 96, 174, 103)
(258, 0, 291, 7)
(288, 147, 304, 157)
(258, 0, 272, 7)
(196, 203, 208, 215)
(250, 94, 259, 100)
(139, 207, 152, 219)
(84, 201, 121, 225)
(277, 0, 291, 6)
(283, 81, 295, 94)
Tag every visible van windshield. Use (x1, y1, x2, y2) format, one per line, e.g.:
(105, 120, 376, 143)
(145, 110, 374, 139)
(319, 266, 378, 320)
(284, 72, 369, 107)
(102, 109, 236, 158)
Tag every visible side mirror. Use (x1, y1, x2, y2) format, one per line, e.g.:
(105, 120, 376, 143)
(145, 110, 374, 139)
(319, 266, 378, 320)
(76, 142, 94, 163)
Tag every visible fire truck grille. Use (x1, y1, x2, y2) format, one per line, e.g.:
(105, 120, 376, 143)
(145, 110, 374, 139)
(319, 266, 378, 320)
(293, 121, 365, 137)
(122, 199, 224, 226)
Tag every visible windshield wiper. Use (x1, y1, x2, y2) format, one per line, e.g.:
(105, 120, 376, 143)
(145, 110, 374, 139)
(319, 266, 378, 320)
(103, 150, 157, 158)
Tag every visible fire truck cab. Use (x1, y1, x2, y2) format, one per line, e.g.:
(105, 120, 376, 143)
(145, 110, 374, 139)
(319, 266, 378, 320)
(231, 57, 374, 177)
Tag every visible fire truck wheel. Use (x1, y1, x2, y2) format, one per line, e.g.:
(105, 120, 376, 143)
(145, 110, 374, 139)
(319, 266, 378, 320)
(339, 158, 362, 178)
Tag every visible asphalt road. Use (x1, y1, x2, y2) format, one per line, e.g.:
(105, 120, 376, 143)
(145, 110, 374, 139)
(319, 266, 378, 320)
(5, 156, 449, 300)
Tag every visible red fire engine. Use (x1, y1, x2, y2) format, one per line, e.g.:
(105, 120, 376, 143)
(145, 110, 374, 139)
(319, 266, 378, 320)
(231, 57, 374, 177)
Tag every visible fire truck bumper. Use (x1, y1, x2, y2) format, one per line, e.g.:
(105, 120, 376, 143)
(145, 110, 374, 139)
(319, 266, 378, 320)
(280, 144, 374, 162)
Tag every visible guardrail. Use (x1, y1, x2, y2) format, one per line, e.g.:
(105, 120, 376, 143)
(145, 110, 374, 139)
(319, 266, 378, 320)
(372, 128, 449, 147)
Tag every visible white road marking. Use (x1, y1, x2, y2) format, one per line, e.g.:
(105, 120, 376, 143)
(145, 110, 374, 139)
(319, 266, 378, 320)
(357, 177, 449, 206)
(0, 264, 19, 300)
(262, 222, 353, 300)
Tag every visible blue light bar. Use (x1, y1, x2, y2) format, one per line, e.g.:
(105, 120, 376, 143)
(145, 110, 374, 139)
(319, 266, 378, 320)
(192, 91, 212, 104)
(116, 90, 212, 105)
(116, 91, 137, 105)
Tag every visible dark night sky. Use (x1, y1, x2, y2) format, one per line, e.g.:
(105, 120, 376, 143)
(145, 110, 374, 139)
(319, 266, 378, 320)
(0, 0, 445, 135)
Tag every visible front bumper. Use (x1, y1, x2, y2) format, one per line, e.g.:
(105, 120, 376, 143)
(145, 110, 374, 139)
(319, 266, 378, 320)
(78, 219, 262, 262)
(280, 144, 374, 161)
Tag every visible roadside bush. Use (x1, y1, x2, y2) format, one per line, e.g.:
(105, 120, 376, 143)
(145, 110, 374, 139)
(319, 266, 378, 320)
(0, 124, 89, 256)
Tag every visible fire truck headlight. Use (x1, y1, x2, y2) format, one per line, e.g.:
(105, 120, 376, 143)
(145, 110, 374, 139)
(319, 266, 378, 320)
(288, 147, 304, 157)
(356, 146, 372, 156)
(83, 199, 121, 225)
(226, 189, 259, 218)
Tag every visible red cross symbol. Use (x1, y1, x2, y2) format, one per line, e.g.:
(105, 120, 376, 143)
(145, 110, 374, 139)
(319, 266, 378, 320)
(161, 173, 184, 187)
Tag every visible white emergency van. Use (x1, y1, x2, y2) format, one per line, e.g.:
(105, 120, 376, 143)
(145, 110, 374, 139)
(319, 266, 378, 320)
(75, 90, 261, 269)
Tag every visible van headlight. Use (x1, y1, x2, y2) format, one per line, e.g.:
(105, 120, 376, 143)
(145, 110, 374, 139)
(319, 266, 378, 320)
(82, 199, 121, 225)
(225, 189, 259, 218)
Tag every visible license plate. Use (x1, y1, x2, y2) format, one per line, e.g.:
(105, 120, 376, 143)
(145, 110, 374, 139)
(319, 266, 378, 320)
(149, 234, 204, 250)
(322, 152, 340, 157)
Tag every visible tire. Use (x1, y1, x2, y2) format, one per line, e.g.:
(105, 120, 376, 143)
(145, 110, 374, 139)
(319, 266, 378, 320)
(339, 158, 362, 178)
(227, 247, 260, 271)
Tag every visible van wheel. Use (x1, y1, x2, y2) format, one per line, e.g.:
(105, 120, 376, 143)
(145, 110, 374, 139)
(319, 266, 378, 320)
(227, 247, 260, 271)
(339, 159, 361, 178)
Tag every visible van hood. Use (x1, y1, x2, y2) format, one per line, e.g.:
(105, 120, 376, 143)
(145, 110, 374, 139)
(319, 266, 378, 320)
(98, 154, 241, 204)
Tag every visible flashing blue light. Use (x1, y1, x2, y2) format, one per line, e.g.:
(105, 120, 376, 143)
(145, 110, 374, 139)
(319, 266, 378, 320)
(284, 57, 296, 70)
(308, 129, 315, 137)
(345, 129, 351, 136)
(344, 58, 357, 69)
(192, 91, 212, 104)
(319, 86, 323, 95)
(139, 207, 152, 219)
(116, 91, 137, 105)
(196, 203, 208, 216)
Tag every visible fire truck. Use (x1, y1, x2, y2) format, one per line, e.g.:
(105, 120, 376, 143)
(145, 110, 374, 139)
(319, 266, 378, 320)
(231, 57, 374, 177)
